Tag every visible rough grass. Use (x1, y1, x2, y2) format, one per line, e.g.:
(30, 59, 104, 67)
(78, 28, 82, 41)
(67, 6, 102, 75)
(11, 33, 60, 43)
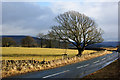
(82, 59, 119, 79)
(101, 47, 117, 51)
(2, 47, 97, 61)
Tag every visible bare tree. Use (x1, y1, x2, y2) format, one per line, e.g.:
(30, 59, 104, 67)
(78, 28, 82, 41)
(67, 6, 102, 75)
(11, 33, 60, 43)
(47, 31, 61, 48)
(37, 33, 45, 48)
(47, 31, 57, 48)
(50, 11, 104, 56)
(21, 36, 36, 47)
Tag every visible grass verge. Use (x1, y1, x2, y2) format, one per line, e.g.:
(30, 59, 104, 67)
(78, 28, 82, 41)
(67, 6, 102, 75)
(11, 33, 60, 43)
(82, 59, 120, 80)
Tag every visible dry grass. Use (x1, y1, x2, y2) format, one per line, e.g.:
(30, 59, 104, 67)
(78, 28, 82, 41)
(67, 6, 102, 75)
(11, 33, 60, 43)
(1, 47, 113, 78)
(101, 47, 117, 51)
(2, 47, 97, 61)
(82, 60, 119, 79)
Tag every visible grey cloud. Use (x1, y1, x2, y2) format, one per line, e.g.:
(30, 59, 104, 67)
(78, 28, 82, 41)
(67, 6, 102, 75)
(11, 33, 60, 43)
(2, 2, 118, 41)
(2, 2, 53, 23)
(2, 2, 56, 36)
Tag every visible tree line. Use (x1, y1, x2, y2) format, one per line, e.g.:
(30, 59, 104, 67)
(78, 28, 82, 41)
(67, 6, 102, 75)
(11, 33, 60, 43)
(2, 35, 69, 49)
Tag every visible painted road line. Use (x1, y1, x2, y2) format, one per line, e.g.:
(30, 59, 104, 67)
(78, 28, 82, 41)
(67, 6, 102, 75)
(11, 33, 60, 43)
(77, 64, 89, 69)
(42, 70, 70, 78)
(102, 58, 106, 60)
(77, 66, 84, 69)
(94, 60, 99, 63)
(84, 64, 89, 67)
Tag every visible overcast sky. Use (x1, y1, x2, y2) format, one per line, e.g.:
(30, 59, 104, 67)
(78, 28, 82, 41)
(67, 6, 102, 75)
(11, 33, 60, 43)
(2, 0, 118, 41)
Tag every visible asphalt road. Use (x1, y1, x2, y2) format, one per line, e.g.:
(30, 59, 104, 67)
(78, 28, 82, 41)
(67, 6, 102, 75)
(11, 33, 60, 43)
(7, 51, 119, 78)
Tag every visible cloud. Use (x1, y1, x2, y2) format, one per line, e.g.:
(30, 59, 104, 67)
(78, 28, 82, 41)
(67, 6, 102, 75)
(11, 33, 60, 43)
(2, 23, 50, 36)
(2, 2, 118, 41)
(50, 2, 118, 41)
(2, 0, 119, 2)
(2, 2, 53, 23)
(2, 2, 56, 36)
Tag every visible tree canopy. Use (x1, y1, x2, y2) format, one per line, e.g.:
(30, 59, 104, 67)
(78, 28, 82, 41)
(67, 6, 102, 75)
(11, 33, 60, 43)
(2, 37, 16, 47)
(21, 36, 36, 47)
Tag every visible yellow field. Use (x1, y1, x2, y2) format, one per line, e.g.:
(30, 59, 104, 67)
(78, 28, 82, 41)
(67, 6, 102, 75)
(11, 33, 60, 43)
(2, 47, 96, 61)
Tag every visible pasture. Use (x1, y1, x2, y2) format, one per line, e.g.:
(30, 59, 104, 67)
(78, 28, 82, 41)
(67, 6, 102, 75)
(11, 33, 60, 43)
(2, 47, 97, 61)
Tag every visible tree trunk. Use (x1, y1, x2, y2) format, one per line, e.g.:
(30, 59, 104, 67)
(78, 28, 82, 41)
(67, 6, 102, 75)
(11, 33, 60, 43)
(49, 39, 52, 48)
(59, 40, 60, 48)
(76, 48, 84, 56)
(41, 38, 43, 48)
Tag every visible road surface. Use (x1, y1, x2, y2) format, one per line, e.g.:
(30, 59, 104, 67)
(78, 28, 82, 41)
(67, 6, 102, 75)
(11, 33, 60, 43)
(5, 51, 119, 79)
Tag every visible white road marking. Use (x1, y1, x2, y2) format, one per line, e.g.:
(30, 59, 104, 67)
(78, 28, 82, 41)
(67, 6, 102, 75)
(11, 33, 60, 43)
(109, 56, 111, 57)
(94, 60, 99, 63)
(42, 70, 70, 78)
(77, 66, 83, 69)
(84, 64, 89, 67)
(77, 64, 89, 69)
(102, 58, 106, 60)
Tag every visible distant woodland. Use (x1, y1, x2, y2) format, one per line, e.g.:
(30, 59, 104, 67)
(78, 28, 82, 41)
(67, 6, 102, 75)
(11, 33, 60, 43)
(1, 36, 70, 49)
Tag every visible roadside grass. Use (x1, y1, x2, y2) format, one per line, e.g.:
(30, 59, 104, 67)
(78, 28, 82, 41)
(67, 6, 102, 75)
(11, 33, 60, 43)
(82, 59, 119, 79)
(2, 47, 97, 61)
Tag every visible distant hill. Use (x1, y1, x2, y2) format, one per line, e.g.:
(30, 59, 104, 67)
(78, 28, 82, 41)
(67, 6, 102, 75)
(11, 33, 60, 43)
(1, 35, 67, 48)
(1, 35, 119, 48)
(86, 42, 118, 48)
(69, 41, 119, 48)
(1, 35, 40, 44)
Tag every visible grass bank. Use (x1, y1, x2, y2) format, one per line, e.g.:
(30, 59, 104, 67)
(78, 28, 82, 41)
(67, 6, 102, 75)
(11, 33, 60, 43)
(82, 59, 119, 79)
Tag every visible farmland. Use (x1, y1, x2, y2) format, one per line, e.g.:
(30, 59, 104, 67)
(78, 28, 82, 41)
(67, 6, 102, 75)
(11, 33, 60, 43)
(2, 47, 97, 61)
